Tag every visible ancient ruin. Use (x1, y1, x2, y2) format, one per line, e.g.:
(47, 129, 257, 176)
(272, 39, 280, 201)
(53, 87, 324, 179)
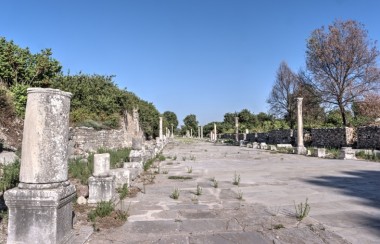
(4, 88, 75, 244)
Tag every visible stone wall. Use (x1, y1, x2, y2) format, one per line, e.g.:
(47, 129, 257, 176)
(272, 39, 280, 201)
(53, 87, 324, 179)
(68, 109, 143, 157)
(267, 129, 293, 144)
(310, 127, 355, 148)
(220, 127, 361, 148)
(357, 126, 380, 149)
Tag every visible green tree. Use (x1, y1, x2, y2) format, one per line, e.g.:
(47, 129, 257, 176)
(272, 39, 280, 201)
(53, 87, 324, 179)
(0, 37, 61, 87)
(183, 114, 198, 135)
(162, 111, 179, 133)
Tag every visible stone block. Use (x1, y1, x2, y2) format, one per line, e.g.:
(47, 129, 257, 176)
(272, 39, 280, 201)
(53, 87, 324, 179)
(340, 147, 356, 160)
(88, 176, 115, 204)
(93, 153, 110, 177)
(132, 137, 143, 150)
(129, 150, 144, 162)
(77, 196, 87, 205)
(270, 145, 277, 151)
(109, 168, 130, 188)
(260, 143, 267, 150)
(312, 148, 326, 158)
(276, 144, 293, 148)
(252, 142, 258, 149)
(4, 184, 76, 244)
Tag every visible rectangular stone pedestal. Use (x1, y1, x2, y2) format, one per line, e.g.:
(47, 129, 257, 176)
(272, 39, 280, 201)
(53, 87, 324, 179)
(4, 184, 76, 244)
(296, 146, 307, 155)
(88, 176, 115, 204)
(340, 147, 356, 160)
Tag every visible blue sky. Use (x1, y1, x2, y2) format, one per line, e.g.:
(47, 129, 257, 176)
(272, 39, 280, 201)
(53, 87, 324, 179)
(1, 0, 380, 125)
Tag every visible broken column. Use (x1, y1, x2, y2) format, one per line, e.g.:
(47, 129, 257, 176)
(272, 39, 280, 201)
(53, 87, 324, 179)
(198, 126, 200, 139)
(296, 97, 306, 155)
(201, 126, 203, 139)
(171, 124, 174, 138)
(88, 153, 115, 204)
(159, 116, 163, 140)
(5, 88, 75, 244)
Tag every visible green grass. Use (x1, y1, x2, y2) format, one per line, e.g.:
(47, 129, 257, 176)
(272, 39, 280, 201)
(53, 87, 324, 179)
(144, 158, 154, 171)
(356, 150, 380, 162)
(326, 148, 340, 159)
(69, 155, 94, 184)
(97, 147, 131, 168)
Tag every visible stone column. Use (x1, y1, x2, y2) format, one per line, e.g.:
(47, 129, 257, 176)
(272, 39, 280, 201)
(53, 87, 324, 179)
(201, 126, 203, 139)
(159, 116, 163, 140)
(5, 88, 76, 244)
(296, 97, 306, 155)
(190, 128, 193, 138)
(235, 117, 239, 142)
(171, 124, 174, 138)
(213, 123, 217, 141)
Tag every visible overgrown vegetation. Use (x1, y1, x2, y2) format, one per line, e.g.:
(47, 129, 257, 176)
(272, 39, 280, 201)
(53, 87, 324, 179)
(97, 148, 130, 168)
(0, 37, 166, 138)
(88, 201, 114, 222)
(68, 147, 130, 184)
(170, 187, 180, 199)
(356, 150, 380, 162)
(0, 159, 20, 193)
(117, 183, 129, 200)
(233, 171, 241, 186)
(294, 198, 311, 221)
(168, 176, 192, 180)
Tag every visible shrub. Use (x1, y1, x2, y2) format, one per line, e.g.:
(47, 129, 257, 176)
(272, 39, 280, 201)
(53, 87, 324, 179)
(233, 171, 241, 186)
(68, 154, 94, 184)
(170, 188, 180, 199)
(117, 183, 129, 200)
(88, 201, 114, 222)
(294, 198, 311, 221)
(9, 83, 28, 118)
(0, 159, 20, 192)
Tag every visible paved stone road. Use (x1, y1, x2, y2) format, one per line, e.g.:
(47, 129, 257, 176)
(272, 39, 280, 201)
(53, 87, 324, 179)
(87, 139, 380, 243)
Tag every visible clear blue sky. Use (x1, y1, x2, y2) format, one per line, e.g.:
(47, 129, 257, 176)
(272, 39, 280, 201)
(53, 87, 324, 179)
(1, 0, 380, 126)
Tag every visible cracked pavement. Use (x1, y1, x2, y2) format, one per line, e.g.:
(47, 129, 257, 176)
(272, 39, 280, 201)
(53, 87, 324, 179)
(86, 139, 380, 243)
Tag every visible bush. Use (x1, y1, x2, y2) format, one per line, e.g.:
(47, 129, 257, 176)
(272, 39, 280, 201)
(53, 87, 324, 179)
(0, 159, 20, 192)
(9, 83, 28, 118)
(117, 183, 129, 200)
(88, 201, 114, 222)
(68, 154, 94, 184)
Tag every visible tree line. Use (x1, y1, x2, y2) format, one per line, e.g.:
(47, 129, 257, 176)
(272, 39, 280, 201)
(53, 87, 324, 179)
(0, 37, 178, 139)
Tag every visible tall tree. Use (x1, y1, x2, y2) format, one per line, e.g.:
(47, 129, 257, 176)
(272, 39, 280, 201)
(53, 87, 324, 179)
(267, 61, 298, 128)
(306, 20, 380, 126)
(162, 111, 179, 132)
(183, 114, 198, 135)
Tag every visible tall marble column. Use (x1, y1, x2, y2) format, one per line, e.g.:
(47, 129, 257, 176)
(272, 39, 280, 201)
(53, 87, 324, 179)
(201, 126, 203, 139)
(296, 97, 306, 155)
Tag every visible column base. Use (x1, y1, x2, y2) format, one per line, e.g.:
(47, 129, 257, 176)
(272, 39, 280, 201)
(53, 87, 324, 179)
(296, 146, 307, 155)
(4, 183, 76, 244)
(88, 176, 115, 204)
